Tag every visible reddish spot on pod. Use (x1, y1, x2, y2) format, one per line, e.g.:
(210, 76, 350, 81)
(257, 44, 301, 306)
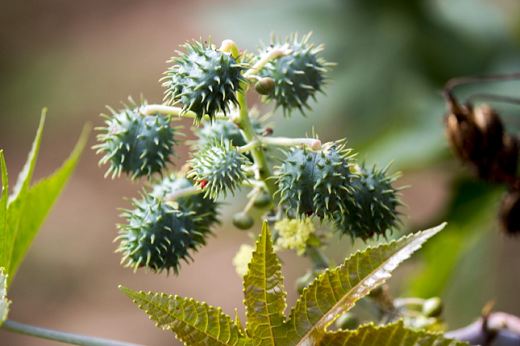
(199, 179, 208, 189)
(306, 211, 313, 217)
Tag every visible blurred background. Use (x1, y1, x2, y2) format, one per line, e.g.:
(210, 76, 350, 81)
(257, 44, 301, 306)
(2, 0, 520, 345)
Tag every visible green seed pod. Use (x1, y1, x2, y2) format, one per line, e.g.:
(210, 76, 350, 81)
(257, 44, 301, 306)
(335, 312, 359, 331)
(150, 173, 220, 230)
(422, 297, 443, 318)
(255, 77, 275, 95)
(116, 194, 212, 275)
(257, 32, 334, 117)
(232, 212, 254, 230)
(94, 98, 179, 180)
(276, 141, 355, 220)
(333, 162, 404, 241)
(188, 139, 250, 200)
(253, 191, 272, 208)
(162, 38, 248, 124)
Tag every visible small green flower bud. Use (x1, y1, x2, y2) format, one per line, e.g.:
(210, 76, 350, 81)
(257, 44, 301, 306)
(422, 297, 443, 317)
(335, 312, 359, 331)
(233, 212, 255, 230)
(255, 77, 275, 95)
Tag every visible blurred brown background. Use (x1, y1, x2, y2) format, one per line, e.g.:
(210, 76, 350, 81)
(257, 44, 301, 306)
(2, 1, 520, 345)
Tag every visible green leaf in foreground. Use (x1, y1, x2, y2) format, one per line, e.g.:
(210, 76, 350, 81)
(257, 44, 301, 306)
(0, 112, 91, 287)
(0, 267, 10, 325)
(2, 113, 45, 281)
(121, 222, 462, 346)
(282, 223, 446, 346)
(320, 320, 467, 346)
(243, 222, 286, 346)
(0, 152, 8, 268)
(119, 287, 250, 346)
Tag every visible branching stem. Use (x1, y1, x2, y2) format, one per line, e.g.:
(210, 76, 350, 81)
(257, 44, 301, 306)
(140, 104, 228, 121)
(237, 139, 261, 153)
(235, 86, 279, 201)
(244, 44, 291, 78)
(1, 320, 147, 346)
(164, 185, 201, 202)
(260, 136, 322, 150)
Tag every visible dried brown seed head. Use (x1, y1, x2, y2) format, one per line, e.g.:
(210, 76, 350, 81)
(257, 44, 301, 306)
(499, 189, 520, 236)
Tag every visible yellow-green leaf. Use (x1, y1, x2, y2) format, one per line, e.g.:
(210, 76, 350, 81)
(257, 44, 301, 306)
(120, 286, 251, 346)
(1, 112, 90, 287)
(283, 223, 446, 346)
(319, 321, 467, 346)
(3, 113, 45, 278)
(243, 221, 287, 346)
(6, 123, 90, 285)
(0, 152, 8, 268)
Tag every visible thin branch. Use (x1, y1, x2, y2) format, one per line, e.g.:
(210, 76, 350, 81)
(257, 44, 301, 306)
(1, 320, 148, 346)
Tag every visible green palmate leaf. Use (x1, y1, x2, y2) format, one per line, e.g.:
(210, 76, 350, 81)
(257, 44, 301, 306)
(243, 221, 287, 346)
(7, 124, 90, 286)
(282, 223, 446, 346)
(8, 111, 46, 204)
(0, 112, 90, 287)
(122, 223, 448, 346)
(320, 321, 467, 346)
(0, 267, 10, 325)
(2, 113, 45, 278)
(120, 287, 251, 346)
(0, 152, 8, 268)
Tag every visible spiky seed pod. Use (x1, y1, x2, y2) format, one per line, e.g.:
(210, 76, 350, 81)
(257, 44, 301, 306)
(188, 139, 250, 200)
(257, 32, 333, 117)
(333, 163, 404, 241)
(192, 119, 264, 149)
(276, 141, 355, 220)
(116, 195, 211, 275)
(162, 38, 248, 124)
(94, 99, 179, 180)
(150, 173, 220, 230)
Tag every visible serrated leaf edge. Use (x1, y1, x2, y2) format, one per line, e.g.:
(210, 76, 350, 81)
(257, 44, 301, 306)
(120, 286, 250, 346)
(321, 320, 468, 346)
(243, 221, 287, 346)
(288, 223, 446, 346)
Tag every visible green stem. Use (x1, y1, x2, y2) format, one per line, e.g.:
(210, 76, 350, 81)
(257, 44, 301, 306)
(141, 104, 228, 120)
(260, 136, 321, 149)
(305, 246, 330, 270)
(164, 185, 201, 202)
(236, 90, 278, 201)
(237, 139, 261, 153)
(1, 320, 147, 346)
(244, 44, 290, 78)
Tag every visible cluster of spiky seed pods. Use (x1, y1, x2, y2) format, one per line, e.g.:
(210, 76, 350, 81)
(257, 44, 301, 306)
(444, 76, 520, 235)
(94, 33, 405, 274)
